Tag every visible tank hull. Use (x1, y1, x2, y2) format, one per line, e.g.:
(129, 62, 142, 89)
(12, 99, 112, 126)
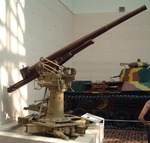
(64, 81, 150, 130)
(64, 60, 150, 130)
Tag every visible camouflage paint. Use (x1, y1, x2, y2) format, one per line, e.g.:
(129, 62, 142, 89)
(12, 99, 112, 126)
(120, 61, 150, 91)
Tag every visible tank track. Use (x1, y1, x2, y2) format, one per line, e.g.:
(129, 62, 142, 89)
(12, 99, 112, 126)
(64, 92, 150, 130)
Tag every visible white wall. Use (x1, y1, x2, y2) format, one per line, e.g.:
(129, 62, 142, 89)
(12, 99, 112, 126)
(0, 0, 73, 124)
(61, 0, 150, 13)
(59, 0, 75, 13)
(65, 9, 150, 82)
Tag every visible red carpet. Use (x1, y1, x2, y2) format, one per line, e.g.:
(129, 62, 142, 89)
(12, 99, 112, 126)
(103, 129, 147, 143)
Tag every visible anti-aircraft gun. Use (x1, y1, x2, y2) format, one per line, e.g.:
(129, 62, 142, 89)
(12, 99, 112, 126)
(7, 5, 147, 140)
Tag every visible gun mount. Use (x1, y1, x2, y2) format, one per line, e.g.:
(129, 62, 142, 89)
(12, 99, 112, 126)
(7, 5, 147, 140)
(18, 57, 88, 140)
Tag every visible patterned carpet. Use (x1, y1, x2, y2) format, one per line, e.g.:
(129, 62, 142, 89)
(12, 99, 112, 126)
(103, 129, 147, 143)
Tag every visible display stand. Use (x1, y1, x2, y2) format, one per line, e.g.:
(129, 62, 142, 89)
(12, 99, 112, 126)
(0, 113, 104, 143)
(81, 113, 104, 143)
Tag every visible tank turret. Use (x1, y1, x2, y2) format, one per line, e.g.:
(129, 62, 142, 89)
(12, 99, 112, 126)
(119, 59, 150, 91)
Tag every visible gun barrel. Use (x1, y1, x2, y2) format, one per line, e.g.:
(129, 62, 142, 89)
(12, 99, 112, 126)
(7, 5, 147, 93)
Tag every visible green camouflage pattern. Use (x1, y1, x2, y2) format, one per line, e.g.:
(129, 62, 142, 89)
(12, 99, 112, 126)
(119, 60, 150, 91)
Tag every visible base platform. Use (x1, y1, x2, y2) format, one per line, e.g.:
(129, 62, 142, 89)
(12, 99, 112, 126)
(0, 122, 104, 143)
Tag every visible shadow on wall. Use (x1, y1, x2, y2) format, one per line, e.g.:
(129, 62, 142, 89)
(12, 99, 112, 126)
(0, 86, 14, 124)
(0, 0, 28, 124)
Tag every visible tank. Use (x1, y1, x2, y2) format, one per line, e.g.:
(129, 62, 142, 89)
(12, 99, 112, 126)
(64, 59, 150, 130)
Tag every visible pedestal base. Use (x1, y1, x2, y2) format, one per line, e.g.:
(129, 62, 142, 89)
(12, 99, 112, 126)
(0, 122, 103, 143)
